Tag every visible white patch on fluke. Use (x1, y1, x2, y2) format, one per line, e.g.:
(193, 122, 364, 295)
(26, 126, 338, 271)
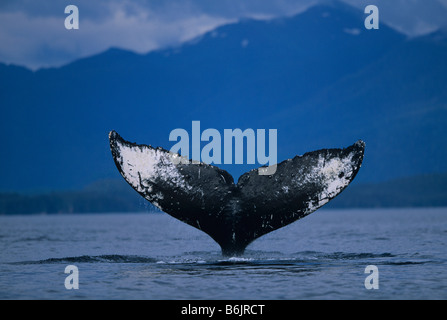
(115, 140, 192, 196)
(303, 152, 356, 213)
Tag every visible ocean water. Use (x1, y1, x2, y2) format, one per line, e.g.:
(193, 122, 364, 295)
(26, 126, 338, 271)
(0, 208, 446, 300)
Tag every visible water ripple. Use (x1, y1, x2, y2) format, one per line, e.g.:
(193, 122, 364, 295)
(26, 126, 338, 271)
(12, 255, 157, 265)
(9, 251, 433, 269)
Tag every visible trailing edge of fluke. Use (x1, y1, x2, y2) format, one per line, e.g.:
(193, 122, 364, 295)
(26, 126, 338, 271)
(109, 130, 365, 256)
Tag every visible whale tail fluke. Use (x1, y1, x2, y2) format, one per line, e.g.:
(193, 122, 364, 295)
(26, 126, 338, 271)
(109, 130, 365, 256)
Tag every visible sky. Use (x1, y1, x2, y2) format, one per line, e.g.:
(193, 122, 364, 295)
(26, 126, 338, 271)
(1, 0, 447, 70)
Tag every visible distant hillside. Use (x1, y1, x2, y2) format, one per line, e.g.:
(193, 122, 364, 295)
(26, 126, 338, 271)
(328, 173, 447, 208)
(0, 173, 446, 215)
(0, 180, 155, 215)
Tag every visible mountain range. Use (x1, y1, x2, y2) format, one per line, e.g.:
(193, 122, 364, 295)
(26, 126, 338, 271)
(0, 1, 446, 203)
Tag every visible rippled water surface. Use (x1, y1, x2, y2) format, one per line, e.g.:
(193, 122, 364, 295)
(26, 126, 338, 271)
(1, 208, 446, 299)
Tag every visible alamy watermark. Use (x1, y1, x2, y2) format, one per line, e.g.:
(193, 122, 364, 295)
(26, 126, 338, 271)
(64, 265, 79, 290)
(364, 265, 379, 290)
(168, 121, 278, 175)
(64, 4, 378, 31)
(364, 5, 379, 30)
(64, 5, 79, 30)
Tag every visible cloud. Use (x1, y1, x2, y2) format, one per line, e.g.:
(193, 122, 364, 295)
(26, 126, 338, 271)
(0, 1, 235, 69)
(342, 0, 447, 36)
(0, 0, 446, 70)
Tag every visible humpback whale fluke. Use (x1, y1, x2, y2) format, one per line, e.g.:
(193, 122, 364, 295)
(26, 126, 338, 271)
(109, 130, 365, 256)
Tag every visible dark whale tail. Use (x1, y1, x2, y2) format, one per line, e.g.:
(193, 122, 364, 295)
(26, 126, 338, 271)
(109, 131, 365, 256)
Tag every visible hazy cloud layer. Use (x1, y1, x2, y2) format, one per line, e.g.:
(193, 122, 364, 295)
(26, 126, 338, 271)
(0, 0, 242, 69)
(0, 0, 446, 70)
(343, 0, 447, 35)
